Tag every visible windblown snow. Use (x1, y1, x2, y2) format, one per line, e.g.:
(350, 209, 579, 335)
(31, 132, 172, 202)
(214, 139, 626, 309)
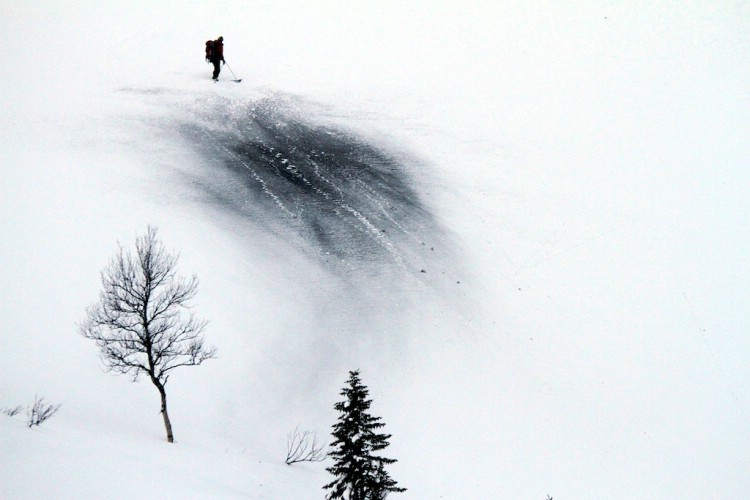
(2, 1, 749, 499)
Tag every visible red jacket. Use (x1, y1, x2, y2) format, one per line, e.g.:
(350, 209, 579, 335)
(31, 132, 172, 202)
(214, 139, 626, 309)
(212, 39, 224, 62)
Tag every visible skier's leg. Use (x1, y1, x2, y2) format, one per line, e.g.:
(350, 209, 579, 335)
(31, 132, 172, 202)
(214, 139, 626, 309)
(212, 60, 221, 80)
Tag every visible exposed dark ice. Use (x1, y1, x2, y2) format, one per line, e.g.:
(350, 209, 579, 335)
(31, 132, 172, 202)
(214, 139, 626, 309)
(171, 92, 450, 283)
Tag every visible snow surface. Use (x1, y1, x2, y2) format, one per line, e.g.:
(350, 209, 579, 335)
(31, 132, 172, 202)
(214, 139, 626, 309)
(2, 1, 749, 498)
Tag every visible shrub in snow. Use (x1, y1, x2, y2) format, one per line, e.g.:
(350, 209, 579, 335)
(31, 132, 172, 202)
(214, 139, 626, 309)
(286, 426, 326, 465)
(324, 370, 405, 500)
(2, 404, 23, 417)
(26, 396, 61, 427)
(79, 226, 216, 443)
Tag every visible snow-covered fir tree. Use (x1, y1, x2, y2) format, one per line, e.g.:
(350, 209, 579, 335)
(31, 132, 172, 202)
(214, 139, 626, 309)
(324, 370, 406, 500)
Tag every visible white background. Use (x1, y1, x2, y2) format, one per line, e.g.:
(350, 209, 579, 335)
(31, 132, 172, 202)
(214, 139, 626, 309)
(2, 1, 748, 498)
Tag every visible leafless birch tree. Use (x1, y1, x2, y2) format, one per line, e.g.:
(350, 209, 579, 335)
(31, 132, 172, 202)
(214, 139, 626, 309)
(80, 226, 216, 443)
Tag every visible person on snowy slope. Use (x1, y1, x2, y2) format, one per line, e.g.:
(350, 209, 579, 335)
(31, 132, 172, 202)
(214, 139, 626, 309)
(210, 36, 225, 81)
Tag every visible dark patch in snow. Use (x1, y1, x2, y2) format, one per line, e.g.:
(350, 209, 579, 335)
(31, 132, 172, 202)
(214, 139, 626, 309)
(170, 93, 445, 278)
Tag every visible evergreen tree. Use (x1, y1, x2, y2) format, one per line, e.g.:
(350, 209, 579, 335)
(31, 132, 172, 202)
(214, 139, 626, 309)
(324, 370, 406, 500)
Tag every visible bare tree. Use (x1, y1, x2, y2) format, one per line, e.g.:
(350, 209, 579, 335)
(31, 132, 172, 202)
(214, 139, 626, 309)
(80, 226, 216, 443)
(286, 426, 326, 465)
(26, 396, 61, 427)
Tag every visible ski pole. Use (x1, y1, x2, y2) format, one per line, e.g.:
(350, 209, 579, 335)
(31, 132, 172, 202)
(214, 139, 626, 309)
(225, 63, 241, 82)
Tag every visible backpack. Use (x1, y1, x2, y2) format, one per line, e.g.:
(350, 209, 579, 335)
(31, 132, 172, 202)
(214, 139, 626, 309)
(205, 40, 214, 61)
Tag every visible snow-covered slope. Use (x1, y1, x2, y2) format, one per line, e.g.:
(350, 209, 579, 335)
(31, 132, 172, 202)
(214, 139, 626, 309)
(2, 2, 749, 498)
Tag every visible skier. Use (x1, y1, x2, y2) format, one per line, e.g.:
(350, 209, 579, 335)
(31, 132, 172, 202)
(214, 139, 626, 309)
(208, 36, 225, 81)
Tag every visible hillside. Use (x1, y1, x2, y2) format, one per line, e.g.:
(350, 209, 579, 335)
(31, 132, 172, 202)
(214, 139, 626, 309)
(2, 2, 749, 498)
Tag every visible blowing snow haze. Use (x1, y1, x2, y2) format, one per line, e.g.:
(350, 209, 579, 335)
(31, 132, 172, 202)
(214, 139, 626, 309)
(2, 1, 749, 499)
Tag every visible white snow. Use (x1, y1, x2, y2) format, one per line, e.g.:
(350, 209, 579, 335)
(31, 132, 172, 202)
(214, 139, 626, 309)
(2, 1, 749, 498)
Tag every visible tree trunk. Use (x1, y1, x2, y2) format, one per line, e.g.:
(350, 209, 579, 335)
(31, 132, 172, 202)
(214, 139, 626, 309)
(152, 378, 174, 443)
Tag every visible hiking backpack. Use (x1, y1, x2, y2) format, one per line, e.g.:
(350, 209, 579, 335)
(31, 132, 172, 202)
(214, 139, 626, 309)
(205, 40, 214, 62)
